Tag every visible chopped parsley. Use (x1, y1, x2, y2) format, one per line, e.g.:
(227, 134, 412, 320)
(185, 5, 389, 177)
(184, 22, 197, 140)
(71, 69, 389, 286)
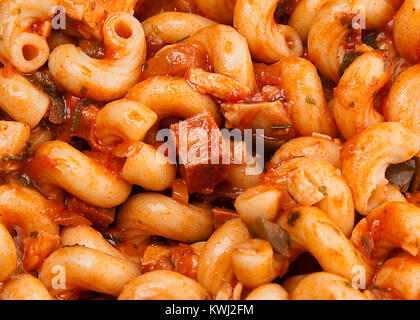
(287, 211, 300, 227)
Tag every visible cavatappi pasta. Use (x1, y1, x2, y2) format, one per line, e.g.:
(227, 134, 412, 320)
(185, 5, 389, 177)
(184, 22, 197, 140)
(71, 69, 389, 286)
(0, 0, 419, 301)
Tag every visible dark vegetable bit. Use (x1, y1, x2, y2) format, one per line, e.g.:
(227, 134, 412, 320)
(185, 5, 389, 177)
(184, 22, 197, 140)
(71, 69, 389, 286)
(410, 157, 420, 193)
(361, 30, 378, 49)
(28, 71, 66, 124)
(287, 211, 300, 227)
(30, 231, 38, 238)
(248, 216, 290, 258)
(318, 186, 328, 197)
(2, 141, 31, 162)
(69, 98, 92, 133)
(385, 159, 416, 193)
(305, 96, 316, 105)
(338, 51, 363, 77)
(102, 232, 123, 246)
(271, 125, 293, 130)
(79, 40, 105, 59)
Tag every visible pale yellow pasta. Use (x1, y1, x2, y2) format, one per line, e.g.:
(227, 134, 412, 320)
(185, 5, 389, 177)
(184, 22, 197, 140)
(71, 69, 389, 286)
(0, 222, 17, 282)
(0, 120, 30, 158)
(232, 239, 287, 288)
(334, 51, 391, 139)
(121, 142, 176, 191)
(234, 185, 283, 224)
(197, 218, 250, 296)
(0, 184, 60, 271)
(237, 157, 355, 236)
(272, 57, 337, 137)
(233, 0, 303, 63)
(49, 12, 146, 101)
(125, 76, 222, 124)
(0, 71, 49, 128)
(351, 202, 420, 263)
(342, 122, 420, 215)
(95, 99, 157, 146)
(29, 141, 132, 208)
(116, 193, 213, 243)
(60, 225, 131, 262)
(245, 283, 289, 300)
(142, 12, 216, 44)
(194, 0, 235, 24)
(269, 135, 342, 169)
(374, 256, 420, 300)
(0, 0, 54, 72)
(384, 64, 420, 151)
(0, 274, 53, 300)
(39, 246, 141, 297)
(182, 24, 256, 91)
(118, 270, 210, 300)
(291, 272, 367, 300)
(276, 207, 373, 283)
(393, 0, 420, 64)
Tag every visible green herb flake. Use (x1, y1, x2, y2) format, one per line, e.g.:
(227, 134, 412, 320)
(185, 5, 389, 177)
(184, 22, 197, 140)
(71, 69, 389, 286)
(339, 51, 363, 77)
(318, 186, 328, 197)
(30, 231, 38, 238)
(362, 31, 378, 49)
(287, 211, 300, 227)
(80, 86, 88, 95)
(165, 256, 175, 269)
(141, 63, 148, 72)
(348, 101, 355, 108)
(2, 141, 31, 162)
(90, 2, 95, 10)
(344, 281, 353, 289)
(305, 96, 316, 105)
(175, 36, 189, 44)
(137, 219, 142, 224)
(69, 98, 92, 133)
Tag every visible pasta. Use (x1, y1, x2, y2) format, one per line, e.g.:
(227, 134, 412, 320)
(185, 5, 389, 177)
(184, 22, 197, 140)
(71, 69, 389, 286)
(0, 0, 419, 302)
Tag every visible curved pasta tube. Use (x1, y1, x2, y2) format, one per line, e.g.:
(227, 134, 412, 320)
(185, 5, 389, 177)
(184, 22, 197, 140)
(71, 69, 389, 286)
(289, 0, 330, 43)
(291, 0, 395, 43)
(245, 283, 289, 300)
(0, 71, 49, 128)
(233, 0, 303, 63)
(197, 218, 250, 296)
(374, 256, 420, 300)
(143, 12, 216, 45)
(0, 222, 17, 282)
(269, 135, 342, 169)
(118, 270, 210, 300)
(274, 57, 337, 137)
(60, 225, 130, 262)
(282, 274, 308, 293)
(183, 24, 256, 91)
(49, 12, 146, 101)
(95, 99, 157, 146)
(384, 64, 420, 148)
(342, 122, 420, 215)
(125, 76, 221, 124)
(194, 0, 235, 24)
(0, 185, 60, 271)
(0, 121, 30, 158)
(0, 0, 54, 72)
(0, 274, 53, 300)
(308, 0, 364, 82)
(276, 207, 374, 283)
(28, 141, 132, 208)
(116, 193, 213, 243)
(232, 239, 287, 288)
(393, 0, 420, 64)
(290, 272, 367, 300)
(351, 202, 420, 262)
(239, 157, 355, 236)
(333, 51, 392, 139)
(121, 142, 176, 191)
(234, 185, 283, 225)
(39, 246, 141, 297)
